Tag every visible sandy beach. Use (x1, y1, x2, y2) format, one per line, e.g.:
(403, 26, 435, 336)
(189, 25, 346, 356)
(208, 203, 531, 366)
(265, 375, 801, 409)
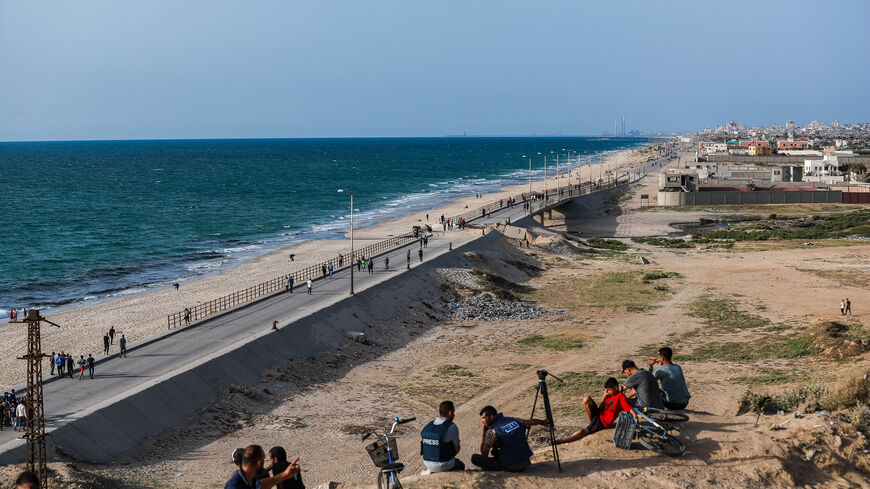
(0, 144, 665, 390)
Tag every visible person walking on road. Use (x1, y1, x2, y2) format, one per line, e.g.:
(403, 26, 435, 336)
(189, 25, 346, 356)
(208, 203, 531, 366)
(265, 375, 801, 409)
(385, 257, 389, 270)
(15, 402, 25, 432)
(367, 259, 374, 274)
(184, 307, 191, 325)
(109, 326, 116, 345)
(419, 248, 424, 262)
(56, 353, 64, 377)
(87, 354, 95, 379)
(321, 264, 327, 280)
(49, 352, 55, 376)
(77, 355, 86, 380)
(357, 259, 362, 272)
(103, 333, 110, 355)
(307, 279, 313, 295)
(119, 335, 127, 357)
(328, 263, 333, 278)
(407, 250, 411, 270)
(66, 356, 74, 378)
(286, 276, 294, 293)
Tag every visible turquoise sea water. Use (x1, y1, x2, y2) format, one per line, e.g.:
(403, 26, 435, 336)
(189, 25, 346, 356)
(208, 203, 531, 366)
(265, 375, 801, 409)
(0, 137, 655, 314)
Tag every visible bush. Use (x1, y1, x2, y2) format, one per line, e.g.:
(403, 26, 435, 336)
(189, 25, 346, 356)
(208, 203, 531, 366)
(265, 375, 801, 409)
(585, 237, 628, 251)
(642, 271, 680, 282)
(768, 213, 777, 220)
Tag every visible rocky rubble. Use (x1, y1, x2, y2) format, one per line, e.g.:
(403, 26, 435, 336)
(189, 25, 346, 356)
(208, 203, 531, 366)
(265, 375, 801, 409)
(445, 296, 563, 321)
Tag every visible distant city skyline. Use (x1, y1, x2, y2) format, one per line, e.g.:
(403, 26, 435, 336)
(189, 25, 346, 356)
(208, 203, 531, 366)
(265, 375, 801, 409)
(1, 0, 868, 142)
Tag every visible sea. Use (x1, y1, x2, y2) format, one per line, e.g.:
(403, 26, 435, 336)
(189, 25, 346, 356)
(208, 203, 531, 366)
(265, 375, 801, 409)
(0, 137, 656, 316)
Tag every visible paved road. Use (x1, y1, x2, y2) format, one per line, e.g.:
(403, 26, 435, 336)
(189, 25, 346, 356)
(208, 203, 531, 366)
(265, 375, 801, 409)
(0, 229, 477, 449)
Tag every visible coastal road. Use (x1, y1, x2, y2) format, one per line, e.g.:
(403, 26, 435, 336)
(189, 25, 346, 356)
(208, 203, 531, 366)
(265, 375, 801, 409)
(0, 228, 479, 452)
(0, 151, 674, 456)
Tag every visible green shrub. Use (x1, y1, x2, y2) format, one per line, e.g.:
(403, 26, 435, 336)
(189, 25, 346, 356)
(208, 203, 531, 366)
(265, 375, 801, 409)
(585, 237, 628, 251)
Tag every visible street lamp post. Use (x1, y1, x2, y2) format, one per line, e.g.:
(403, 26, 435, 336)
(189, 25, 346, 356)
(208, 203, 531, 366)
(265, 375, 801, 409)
(523, 154, 532, 198)
(337, 189, 353, 295)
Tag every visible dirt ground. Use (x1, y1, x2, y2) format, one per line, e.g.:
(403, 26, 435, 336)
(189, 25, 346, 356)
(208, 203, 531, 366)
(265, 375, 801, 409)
(5, 155, 870, 488)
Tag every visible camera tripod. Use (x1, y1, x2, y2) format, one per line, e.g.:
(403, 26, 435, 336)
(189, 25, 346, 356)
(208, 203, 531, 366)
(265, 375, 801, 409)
(529, 369, 563, 471)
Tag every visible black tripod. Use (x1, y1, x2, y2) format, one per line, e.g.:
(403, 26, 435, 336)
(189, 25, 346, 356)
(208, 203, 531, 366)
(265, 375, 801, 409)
(530, 369, 563, 471)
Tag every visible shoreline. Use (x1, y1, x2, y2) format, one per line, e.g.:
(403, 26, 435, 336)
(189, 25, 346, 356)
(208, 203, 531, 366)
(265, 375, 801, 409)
(0, 144, 663, 389)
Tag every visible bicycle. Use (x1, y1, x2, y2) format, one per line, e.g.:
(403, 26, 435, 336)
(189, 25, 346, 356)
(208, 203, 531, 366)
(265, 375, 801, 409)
(613, 407, 686, 457)
(362, 417, 416, 489)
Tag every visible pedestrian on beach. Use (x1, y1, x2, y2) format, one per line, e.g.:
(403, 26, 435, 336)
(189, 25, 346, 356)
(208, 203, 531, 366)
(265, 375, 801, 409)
(419, 248, 423, 262)
(426, 213, 429, 221)
(103, 333, 110, 355)
(87, 354, 95, 379)
(385, 257, 389, 270)
(109, 326, 115, 344)
(307, 279, 312, 295)
(328, 263, 333, 278)
(119, 335, 127, 357)
(841, 299, 846, 316)
(286, 276, 294, 293)
(406, 250, 411, 270)
(173, 282, 180, 291)
(66, 356, 74, 378)
(77, 355, 86, 380)
(846, 298, 852, 315)
(49, 352, 55, 376)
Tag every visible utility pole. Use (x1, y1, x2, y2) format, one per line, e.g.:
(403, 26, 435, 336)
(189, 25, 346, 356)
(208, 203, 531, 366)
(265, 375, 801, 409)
(11, 309, 60, 489)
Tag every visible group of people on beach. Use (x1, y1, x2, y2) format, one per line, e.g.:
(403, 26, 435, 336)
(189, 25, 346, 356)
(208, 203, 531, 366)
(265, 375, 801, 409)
(417, 347, 690, 474)
(7, 307, 28, 321)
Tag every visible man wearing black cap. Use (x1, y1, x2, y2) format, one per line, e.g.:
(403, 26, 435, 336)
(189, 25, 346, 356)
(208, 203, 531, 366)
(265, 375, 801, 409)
(225, 444, 299, 489)
(620, 359, 664, 409)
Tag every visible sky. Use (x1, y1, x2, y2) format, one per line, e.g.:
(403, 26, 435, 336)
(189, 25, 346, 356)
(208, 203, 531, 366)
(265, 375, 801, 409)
(1, 0, 868, 141)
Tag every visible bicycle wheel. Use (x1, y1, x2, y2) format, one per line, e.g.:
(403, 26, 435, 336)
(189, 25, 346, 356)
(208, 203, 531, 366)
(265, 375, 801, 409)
(637, 430, 685, 457)
(645, 409, 689, 423)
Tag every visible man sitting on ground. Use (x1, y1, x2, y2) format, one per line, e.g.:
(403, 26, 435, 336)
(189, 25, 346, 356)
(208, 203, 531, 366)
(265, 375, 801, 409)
(421, 400, 464, 472)
(553, 377, 632, 446)
(225, 444, 299, 489)
(471, 405, 550, 472)
(266, 446, 305, 489)
(620, 359, 664, 409)
(648, 347, 691, 410)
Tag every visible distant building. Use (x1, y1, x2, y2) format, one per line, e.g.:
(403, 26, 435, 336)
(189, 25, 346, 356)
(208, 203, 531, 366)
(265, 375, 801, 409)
(748, 144, 774, 155)
(738, 138, 770, 148)
(804, 154, 843, 183)
(776, 138, 810, 150)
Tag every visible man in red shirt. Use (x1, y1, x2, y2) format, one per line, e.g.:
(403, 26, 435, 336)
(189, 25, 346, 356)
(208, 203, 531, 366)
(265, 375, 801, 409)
(553, 377, 632, 446)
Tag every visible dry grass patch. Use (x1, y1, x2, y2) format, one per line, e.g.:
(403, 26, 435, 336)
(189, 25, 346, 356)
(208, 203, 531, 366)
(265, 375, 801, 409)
(517, 334, 584, 351)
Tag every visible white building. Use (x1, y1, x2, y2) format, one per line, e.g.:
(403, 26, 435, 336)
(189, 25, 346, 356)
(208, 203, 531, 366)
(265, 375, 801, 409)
(804, 154, 844, 183)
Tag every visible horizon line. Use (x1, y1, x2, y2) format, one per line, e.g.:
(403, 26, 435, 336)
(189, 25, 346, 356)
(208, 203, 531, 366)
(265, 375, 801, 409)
(0, 134, 675, 144)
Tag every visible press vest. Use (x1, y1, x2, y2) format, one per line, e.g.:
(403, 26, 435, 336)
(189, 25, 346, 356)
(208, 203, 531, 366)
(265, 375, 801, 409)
(490, 414, 533, 467)
(420, 419, 455, 462)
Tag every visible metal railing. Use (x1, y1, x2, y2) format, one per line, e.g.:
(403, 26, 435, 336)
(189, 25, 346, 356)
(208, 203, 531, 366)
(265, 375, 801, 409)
(166, 233, 419, 329)
(447, 173, 631, 227)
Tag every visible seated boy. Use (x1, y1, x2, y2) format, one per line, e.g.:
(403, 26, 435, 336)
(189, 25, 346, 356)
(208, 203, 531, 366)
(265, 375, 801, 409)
(553, 377, 632, 446)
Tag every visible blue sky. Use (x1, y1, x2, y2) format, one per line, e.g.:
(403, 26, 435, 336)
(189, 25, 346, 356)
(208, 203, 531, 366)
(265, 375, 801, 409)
(1, 0, 868, 141)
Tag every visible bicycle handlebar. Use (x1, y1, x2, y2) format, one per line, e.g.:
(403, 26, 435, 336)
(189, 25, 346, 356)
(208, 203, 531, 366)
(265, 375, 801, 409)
(395, 417, 416, 425)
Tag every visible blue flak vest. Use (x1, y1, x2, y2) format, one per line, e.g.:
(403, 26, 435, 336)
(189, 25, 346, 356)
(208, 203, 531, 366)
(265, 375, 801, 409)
(490, 414, 534, 466)
(420, 419, 455, 462)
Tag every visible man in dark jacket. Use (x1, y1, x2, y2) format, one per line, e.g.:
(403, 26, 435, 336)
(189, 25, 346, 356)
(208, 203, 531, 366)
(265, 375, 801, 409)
(471, 405, 549, 472)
